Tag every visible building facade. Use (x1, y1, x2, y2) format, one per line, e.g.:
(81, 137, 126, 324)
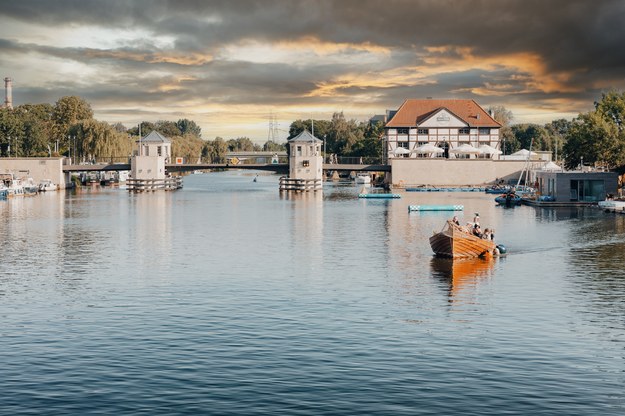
(384, 99, 501, 160)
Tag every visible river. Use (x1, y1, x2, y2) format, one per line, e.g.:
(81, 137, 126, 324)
(1, 171, 624, 415)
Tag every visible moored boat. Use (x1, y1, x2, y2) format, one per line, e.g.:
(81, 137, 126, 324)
(495, 192, 522, 206)
(485, 184, 511, 194)
(39, 179, 57, 192)
(354, 173, 371, 185)
(429, 220, 496, 258)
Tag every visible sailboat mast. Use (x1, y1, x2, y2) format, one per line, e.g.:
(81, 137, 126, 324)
(516, 137, 533, 188)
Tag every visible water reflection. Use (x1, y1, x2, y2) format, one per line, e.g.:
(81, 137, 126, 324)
(565, 213, 625, 331)
(430, 257, 495, 302)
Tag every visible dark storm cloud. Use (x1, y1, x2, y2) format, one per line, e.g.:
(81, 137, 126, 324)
(3, 0, 624, 80)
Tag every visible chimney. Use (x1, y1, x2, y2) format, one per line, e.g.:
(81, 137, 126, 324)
(4, 77, 12, 109)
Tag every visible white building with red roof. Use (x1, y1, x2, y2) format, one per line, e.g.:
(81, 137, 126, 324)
(384, 99, 501, 160)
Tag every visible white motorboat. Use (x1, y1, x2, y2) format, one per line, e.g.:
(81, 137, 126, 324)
(598, 200, 625, 210)
(22, 177, 39, 195)
(354, 173, 371, 185)
(7, 178, 25, 197)
(39, 179, 57, 192)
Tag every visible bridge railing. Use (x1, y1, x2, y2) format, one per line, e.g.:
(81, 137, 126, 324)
(84, 155, 384, 166)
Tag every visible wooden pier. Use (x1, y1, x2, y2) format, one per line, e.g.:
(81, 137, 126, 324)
(279, 177, 322, 192)
(126, 177, 183, 192)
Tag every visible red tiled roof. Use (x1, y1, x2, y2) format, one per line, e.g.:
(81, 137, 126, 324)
(385, 99, 501, 128)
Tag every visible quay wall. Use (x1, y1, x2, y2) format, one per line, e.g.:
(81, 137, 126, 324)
(0, 158, 67, 189)
(390, 159, 531, 188)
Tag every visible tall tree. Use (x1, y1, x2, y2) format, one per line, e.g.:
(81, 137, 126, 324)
(176, 119, 202, 137)
(0, 107, 24, 156)
(52, 96, 94, 153)
(203, 137, 228, 163)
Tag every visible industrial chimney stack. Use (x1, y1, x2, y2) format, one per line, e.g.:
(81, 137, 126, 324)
(4, 77, 12, 109)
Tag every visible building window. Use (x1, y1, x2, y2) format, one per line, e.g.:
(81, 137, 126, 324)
(303, 160, 310, 167)
(157, 146, 162, 156)
(398, 141, 409, 148)
(397, 128, 409, 135)
(297, 146, 302, 156)
(417, 128, 429, 134)
(478, 128, 490, 135)
(459, 128, 470, 135)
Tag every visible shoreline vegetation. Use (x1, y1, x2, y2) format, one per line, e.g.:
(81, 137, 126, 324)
(0, 90, 624, 174)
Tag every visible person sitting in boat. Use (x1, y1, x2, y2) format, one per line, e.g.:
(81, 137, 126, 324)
(482, 228, 491, 240)
(473, 224, 482, 238)
(452, 216, 460, 226)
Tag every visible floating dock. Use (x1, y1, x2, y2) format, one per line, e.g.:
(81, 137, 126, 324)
(408, 205, 464, 212)
(358, 193, 401, 199)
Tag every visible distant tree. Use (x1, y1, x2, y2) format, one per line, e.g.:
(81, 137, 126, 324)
(511, 124, 550, 152)
(227, 137, 257, 151)
(176, 119, 202, 137)
(488, 105, 514, 126)
(594, 90, 625, 130)
(203, 137, 228, 163)
(262, 140, 285, 152)
(52, 96, 94, 152)
(127, 121, 156, 137)
(171, 133, 204, 162)
(563, 111, 625, 170)
(154, 120, 182, 137)
(0, 107, 24, 156)
(544, 119, 573, 162)
(287, 119, 331, 141)
(69, 119, 133, 162)
(111, 122, 127, 133)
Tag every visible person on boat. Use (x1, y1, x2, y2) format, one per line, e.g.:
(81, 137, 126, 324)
(482, 228, 491, 240)
(473, 212, 480, 225)
(473, 224, 482, 238)
(452, 216, 460, 226)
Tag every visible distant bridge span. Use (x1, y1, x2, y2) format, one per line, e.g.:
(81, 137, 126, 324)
(62, 163, 390, 174)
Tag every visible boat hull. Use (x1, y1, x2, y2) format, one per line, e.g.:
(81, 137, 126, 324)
(429, 222, 495, 259)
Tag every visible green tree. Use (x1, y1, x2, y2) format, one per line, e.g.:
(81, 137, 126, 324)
(227, 137, 257, 151)
(176, 119, 202, 137)
(511, 124, 550, 152)
(594, 90, 625, 131)
(0, 107, 24, 156)
(262, 140, 285, 152)
(544, 119, 572, 162)
(563, 111, 625, 169)
(69, 119, 133, 162)
(203, 137, 228, 163)
(171, 133, 205, 163)
(154, 120, 182, 137)
(52, 96, 94, 153)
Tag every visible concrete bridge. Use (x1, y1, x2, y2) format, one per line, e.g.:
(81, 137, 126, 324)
(61, 162, 390, 174)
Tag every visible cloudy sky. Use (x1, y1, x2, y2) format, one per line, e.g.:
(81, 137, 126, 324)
(1, 0, 624, 142)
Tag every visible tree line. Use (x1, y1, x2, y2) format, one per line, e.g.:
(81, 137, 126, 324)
(1, 91, 625, 170)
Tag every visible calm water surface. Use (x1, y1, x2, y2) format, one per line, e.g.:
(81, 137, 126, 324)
(1, 171, 624, 415)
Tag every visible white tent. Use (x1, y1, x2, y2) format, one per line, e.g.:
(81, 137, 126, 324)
(478, 144, 502, 155)
(412, 143, 444, 154)
(450, 144, 482, 154)
(510, 149, 537, 157)
(542, 161, 562, 171)
(393, 147, 411, 156)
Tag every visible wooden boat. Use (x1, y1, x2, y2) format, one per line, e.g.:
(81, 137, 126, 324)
(429, 220, 495, 258)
